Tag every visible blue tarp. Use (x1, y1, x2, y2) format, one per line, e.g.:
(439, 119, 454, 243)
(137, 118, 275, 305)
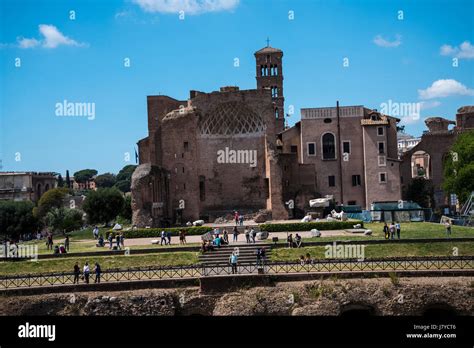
(347, 210, 372, 222)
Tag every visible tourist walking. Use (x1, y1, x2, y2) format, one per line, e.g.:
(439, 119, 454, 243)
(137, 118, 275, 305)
(116, 234, 121, 250)
(46, 234, 53, 251)
(94, 262, 101, 283)
(179, 230, 185, 245)
(83, 262, 90, 284)
(167, 231, 172, 245)
(251, 228, 257, 244)
(223, 228, 229, 244)
(383, 223, 389, 240)
(395, 222, 401, 239)
(287, 234, 293, 248)
(73, 262, 80, 284)
(229, 251, 238, 274)
(244, 227, 250, 243)
(239, 214, 244, 226)
(389, 222, 396, 240)
(160, 230, 166, 245)
(256, 247, 266, 267)
(93, 226, 99, 239)
(108, 233, 113, 249)
(234, 211, 239, 225)
(120, 233, 125, 248)
(445, 220, 452, 238)
(232, 226, 239, 242)
(64, 235, 70, 252)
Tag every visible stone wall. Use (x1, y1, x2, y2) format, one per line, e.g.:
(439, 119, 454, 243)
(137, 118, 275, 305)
(1, 277, 471, 316)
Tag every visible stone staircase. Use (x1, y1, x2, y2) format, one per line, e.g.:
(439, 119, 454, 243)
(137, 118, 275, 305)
(198, 243, 272, 265)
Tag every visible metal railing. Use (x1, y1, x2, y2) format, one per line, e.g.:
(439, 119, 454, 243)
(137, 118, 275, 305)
(1, 256, 472, 289)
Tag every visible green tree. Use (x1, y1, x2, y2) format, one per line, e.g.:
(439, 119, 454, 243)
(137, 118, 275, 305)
(82, 188, 125, 225)
(0, 201, 39, 240)
(114, 165, 137, 193)
(95, 173, 117, 188)
(405, 177, 435, 208)
(34, 187, 69, 219)
(65, 170, 71, 188)
(443, 130, 474, 204)
(73, 169, 98, 184)
(46, 207, 83, 235)
(119, 195, 132, 221)
(57, 174, 64, 188)
(114, 180, 131, 193)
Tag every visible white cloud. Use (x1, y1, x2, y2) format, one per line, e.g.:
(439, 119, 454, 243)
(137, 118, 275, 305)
(39, 24, 83, 48)
(418, 79, 474, 100)
(373, 34, 402, 48)
(440, 41, 474, 59)
(399, 115, 423, 126)
(419, 100, 441, 110)
(18, 37, 40, 48)
(16, 24, 86, 49)
(115, 10, 132, 19)
(132, 0, 239, 15)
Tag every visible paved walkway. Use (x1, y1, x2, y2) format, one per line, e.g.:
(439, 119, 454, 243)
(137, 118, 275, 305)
(87, 229, 357, 247)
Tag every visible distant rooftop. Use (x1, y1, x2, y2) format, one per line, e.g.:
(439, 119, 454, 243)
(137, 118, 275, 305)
(255, 46, 283, 55)
(0, 172, 57, 176)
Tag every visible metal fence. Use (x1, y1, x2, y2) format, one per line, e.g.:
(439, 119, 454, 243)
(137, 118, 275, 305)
(1, 256, 473, 289)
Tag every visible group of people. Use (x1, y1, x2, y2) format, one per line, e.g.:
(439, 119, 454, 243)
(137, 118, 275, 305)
(160, 230, 173, 245)
(383, 222, 401, 240)
(107, 233, 125, 250)
(299, 253, 313, 265)
(50, 234, 70, 255)
(227, 246, 267, 274)
(244, 227, 257, 244)
(73, 261, 101, 284)
(234, 211, 244, 226)
(287, 233, 302, 248)
(201, 230, 229, 252)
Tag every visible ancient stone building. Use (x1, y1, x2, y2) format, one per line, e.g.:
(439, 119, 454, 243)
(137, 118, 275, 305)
(0, 172, 57, 202)
(279, 106, 402, 212)
(132, 46, 403, 227)
(400, 106, 474, 209)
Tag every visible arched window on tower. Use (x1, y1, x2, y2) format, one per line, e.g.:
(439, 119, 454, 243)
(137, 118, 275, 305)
(271, 87, 278, 98)
(260, 65, 264, 76)
(275, 107, 279, 119)
(322, 133, 336, 160)
(265, 65, 269, 76)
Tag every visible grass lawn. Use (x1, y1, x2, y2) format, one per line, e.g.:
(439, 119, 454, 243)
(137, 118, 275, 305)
(272, 222, 474, 244)
(270, 241, 474, 262)
(19, 226, 199, 255)
(0, 252, 199, 276)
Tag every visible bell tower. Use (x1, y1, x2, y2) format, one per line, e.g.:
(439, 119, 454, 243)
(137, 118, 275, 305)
(255, 40, 285, 133)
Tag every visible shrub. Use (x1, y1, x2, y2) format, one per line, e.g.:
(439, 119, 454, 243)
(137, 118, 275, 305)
(106, 226, 212, 239)
(0, 201, 38, 239)
(259, 220, 364, 232)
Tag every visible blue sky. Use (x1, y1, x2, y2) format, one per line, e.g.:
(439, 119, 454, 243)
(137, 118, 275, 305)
(1, 0, 473, 175)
